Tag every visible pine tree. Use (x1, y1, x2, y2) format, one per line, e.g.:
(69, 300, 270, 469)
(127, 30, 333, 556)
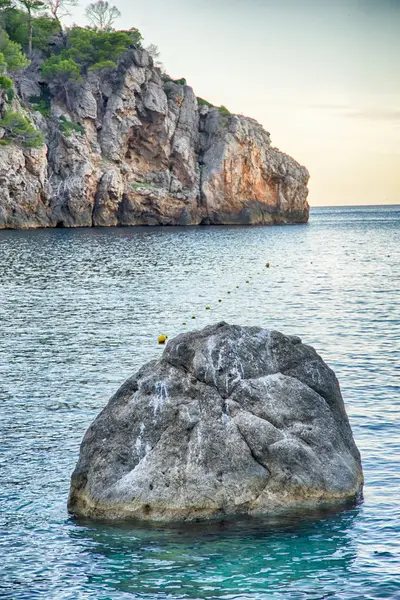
(15, 0, 45, 55)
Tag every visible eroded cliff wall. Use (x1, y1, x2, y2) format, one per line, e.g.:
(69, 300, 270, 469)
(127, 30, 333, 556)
(0, 48, 310, 229)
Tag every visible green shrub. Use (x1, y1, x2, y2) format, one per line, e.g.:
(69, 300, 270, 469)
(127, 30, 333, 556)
(0, 26, 29, 70)
(197, 97, 214, 108)
(126, 27, 142, 47)
(173, 77, 186, 86)
(65, 27, 135, 72)
(41, 56, 81, 108)
(0, 73, 12, 88)
(0, 74, 14, 101)
(59, 115, 84, 136)
(88, 59, 116, 71)
(1, 8, 27, 45)
(29, 89, 51, 116)
(131, 181, 156, 190)
(0, 0, 12, 12)
(0, 109, 44, 147)
(219, 105, 231, 116)
(2, 9, 60, 56)
(31, 16, 62, 54)
(41, 55, 81, 83)
(3, 37, 28, 69)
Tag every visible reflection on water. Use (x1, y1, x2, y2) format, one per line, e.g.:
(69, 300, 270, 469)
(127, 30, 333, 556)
(0, 206, 399, 599)
(70, 509, 359, 599)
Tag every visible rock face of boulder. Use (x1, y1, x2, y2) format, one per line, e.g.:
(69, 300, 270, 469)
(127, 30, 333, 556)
(0, 48, 309, 229)
(68, 323, 363, 522)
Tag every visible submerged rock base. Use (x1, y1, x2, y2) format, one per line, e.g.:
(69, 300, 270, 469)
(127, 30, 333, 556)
(68, 323, 363, 522)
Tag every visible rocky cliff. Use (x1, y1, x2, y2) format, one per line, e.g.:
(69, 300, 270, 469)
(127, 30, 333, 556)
(0, 49, 309, 229)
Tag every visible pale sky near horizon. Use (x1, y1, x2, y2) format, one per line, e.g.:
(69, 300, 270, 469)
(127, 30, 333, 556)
(66, 0, 400, 207)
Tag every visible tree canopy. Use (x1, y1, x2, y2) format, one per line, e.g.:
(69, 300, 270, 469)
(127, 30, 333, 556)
(41, 54, 81, 107)
(0, 0, 12, 12)
(66, 26, 140, 70)
(0, 26, 29, 70)
(2, 8, 61, 56)
(0, 0, 153, 119)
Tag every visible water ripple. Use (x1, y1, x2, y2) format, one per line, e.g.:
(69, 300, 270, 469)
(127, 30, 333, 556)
(0, 206, 399, 599)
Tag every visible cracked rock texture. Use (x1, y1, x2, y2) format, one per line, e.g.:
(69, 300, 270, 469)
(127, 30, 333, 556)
(68, 322, 363, 522)
(0, 48, 309, 229)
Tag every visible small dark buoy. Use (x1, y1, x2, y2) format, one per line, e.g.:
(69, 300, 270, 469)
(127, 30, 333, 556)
(218, 299, 222, 302)
(205, 306, 211, 310)
(191, 316, 196, 319)
(266, 263, 270, 268)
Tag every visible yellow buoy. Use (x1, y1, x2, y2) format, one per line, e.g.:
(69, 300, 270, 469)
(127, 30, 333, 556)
(158, 334, 168, 344)
(205, 306, 211, 310)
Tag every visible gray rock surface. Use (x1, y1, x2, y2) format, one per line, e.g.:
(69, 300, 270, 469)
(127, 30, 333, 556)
(199, 111, 309, 224)
(0, 47, 309, 229)
(68, 323, 363, 522)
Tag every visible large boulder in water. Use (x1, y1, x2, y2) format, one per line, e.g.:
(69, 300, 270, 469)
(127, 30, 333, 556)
(68, 323, 363, 521)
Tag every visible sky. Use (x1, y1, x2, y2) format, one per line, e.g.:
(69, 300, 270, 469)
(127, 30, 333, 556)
(67, 0, 400, 206)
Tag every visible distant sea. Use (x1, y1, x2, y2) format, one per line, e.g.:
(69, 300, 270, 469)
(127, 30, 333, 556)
(1, 205, 399, 599)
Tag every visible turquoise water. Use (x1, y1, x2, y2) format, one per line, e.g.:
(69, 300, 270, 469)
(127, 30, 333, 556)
(0, 206, 399, 599)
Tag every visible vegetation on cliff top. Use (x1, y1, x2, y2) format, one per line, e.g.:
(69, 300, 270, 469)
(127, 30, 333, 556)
(0, 0, 144, 140)
(0, 0, 231, 149)
(0, 26, 29, 70)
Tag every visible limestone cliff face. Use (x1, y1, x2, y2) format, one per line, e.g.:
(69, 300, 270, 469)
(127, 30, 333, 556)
(0, 49, 309, 229)
(199, 110, 309, 225)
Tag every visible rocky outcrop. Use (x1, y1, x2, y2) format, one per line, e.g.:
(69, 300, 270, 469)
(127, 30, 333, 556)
(199, 111, 309, 224)
(0, 48, 309, 229)
(0, 142, 52, 229)
(68, 322, 363, 522)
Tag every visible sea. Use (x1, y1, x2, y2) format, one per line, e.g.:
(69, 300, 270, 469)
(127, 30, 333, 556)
(0, 205, 399, 600)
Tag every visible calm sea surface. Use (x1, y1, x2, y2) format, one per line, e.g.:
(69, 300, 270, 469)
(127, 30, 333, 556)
(0, 206, 399, 600)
